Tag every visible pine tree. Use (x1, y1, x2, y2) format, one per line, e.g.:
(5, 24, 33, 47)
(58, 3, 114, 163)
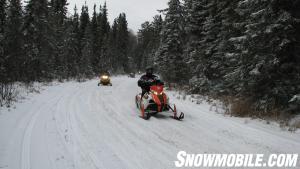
(117, 13, 129, 73)
(81, 23, 93, 78)
(98, 2, 110, 72)
(184, 0, 208, 92)
(0, 0, 7, 83)
(151, 15, 163, 47)
(146, 15, 163, 68)
(90, 4, 100, 73)
(0, 0, 5, 31)
(135, 0, 300, 114)
(200, 1, 232, 93)
(79, 4, 89, 49)
(23, 0, 52, 81)
(73, 6, 81, 75)
(78, 4, 92, 77)
(155, 0, 187, 84)
(134, 15, 163, 72)
(49, 0, 68, 78)
(216, 0, 244, 95)
(99, 2, 110, 37)
(108, 19, 118, 72)
(235, 0, 300, 111)
(5, 0, 23, 81)
(0, 0, 5, 35)
(63, 17, 77, 78)
(136, 21, 152, 69)
(66, 5, 81, 77)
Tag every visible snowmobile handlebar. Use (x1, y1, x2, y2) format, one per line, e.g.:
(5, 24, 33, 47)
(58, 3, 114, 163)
(139, 79, 164, 88)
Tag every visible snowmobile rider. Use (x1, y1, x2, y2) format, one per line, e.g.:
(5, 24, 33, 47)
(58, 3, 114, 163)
(138, 67, 158, 98)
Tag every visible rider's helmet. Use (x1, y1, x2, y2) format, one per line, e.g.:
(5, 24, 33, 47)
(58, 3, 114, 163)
(146, 66, 154, 76)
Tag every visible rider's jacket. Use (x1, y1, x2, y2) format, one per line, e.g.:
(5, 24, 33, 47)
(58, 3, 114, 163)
(138, 74, 158, 92)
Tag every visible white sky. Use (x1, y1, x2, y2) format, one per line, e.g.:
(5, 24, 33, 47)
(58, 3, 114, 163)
(68, 0, 169, 32)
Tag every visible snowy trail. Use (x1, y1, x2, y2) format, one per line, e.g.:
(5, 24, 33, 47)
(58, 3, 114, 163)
(0, 76, 299, 169)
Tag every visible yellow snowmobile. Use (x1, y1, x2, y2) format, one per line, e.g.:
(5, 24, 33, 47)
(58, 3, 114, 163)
(98, 73, 112, 86)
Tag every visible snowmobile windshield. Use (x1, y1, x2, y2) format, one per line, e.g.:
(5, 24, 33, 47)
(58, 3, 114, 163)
(101, 72, 110, 77)
(152, 79, 164, 86)
(101, 70, 110, 75)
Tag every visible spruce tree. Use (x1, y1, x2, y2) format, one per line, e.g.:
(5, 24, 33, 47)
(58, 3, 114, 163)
(134, 15, 163, 72)
(98, 2, 110, 72)
(73, 6, 81, 75)
(235, 0, 300, 111)
(117, 13, 129, 73)
(0, 0, 5, 32)
(184, 0, 208, 92)
(5, 0, 23, 81)
(78, 4, 92, 77)
(90, 4, 100, 73)
(0, 0, 5, 35)
(99, 2, 110, 37)
(108, 19, 118, 72)
(81, 24, 93, 78)
(23, 0, 52, 81)
(79, 4, 90, 53)
(49, 0, 68, 78)
(151, 15, 163, 48)
(67, 5, 81, 77)
(136, 21, 152, 69)
(155, 0, 187, 84)
(63, 17, 77, 78)
(0, 0, 6, 83)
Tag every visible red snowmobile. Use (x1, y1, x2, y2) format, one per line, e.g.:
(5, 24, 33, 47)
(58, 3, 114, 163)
(135, 79, 184, 120)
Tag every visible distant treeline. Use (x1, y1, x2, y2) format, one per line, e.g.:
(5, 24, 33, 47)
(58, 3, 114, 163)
(0, 0, 137, 84)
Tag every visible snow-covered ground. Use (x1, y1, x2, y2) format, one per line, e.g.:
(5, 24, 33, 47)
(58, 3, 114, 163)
(0, 76, 299, 169)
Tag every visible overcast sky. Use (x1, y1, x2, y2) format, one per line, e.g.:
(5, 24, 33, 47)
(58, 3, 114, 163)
(68, 0, 169, 33)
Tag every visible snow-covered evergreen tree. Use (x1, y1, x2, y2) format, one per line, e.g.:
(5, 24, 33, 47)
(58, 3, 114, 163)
(137, 0, 300, 116)
(155, 0, 187, 84)
(234, 0, 300, 112)
(184, 0, 209, 92)
(49, 0, 68, 78)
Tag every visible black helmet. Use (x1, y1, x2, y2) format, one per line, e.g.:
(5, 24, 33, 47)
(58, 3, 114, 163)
(146, 66, 154, 75)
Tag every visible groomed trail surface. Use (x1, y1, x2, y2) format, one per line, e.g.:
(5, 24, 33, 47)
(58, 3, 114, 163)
(0, 76, 299, 169)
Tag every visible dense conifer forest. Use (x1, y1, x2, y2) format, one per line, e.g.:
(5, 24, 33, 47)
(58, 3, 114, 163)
(137, 0, 300, 118)
(1, 0, 299, 118)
